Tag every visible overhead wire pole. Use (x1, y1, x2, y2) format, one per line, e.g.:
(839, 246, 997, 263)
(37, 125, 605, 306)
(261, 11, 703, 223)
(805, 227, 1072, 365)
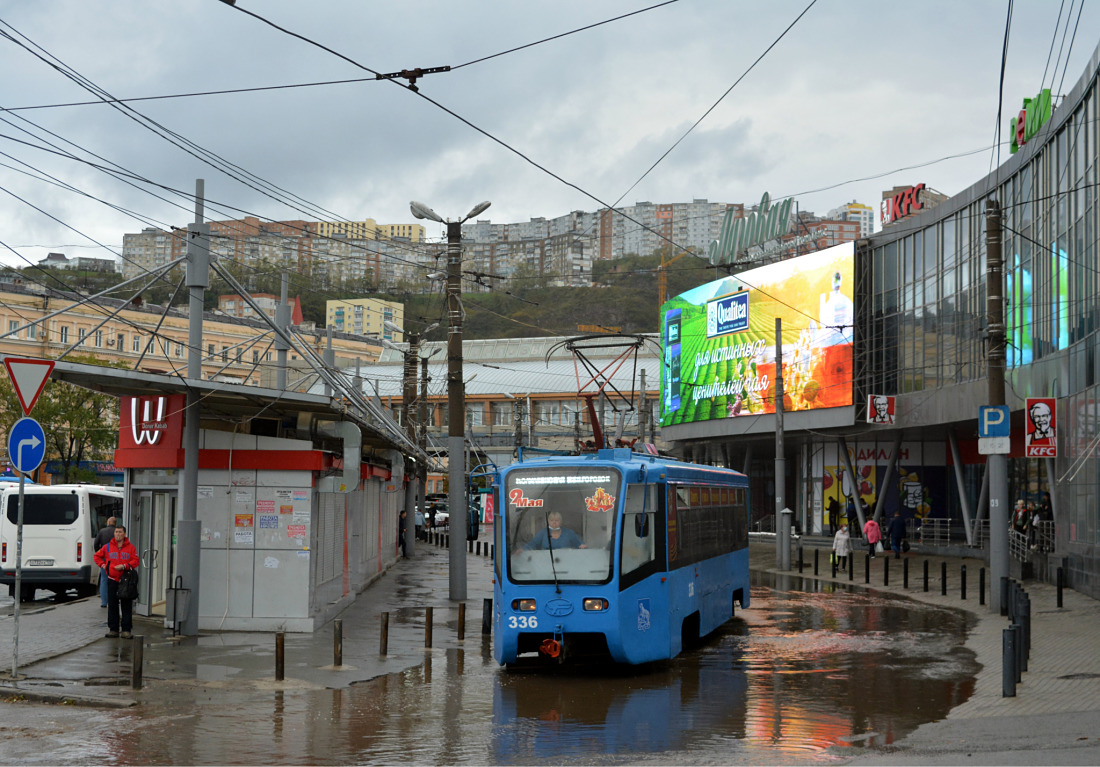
(179, 178, 209, 637)
(411, 199, 490, 602)
(986, 199, 1009, 613)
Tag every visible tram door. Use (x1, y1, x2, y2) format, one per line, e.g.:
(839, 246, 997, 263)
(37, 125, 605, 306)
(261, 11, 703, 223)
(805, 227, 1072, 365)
(130, 490, 177, 616)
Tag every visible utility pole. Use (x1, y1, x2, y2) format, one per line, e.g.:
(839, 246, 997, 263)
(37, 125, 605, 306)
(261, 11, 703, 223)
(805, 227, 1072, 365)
(410, 200, 490, 602)
(275, 273, 289, 391)
(638, 369, 648, 444)
(775, 317, 790, 569)
(179, 179, 209, 636)
(986, 199, 1009, 613)
(401, 332, 420, 558)
(418, 355, 430, 525)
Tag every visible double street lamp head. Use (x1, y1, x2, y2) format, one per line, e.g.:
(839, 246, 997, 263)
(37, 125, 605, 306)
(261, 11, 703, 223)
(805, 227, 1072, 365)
(409, 200, 492, 224)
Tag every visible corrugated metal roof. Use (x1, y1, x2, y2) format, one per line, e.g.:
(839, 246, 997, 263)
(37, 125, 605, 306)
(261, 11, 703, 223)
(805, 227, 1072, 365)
(331, 335, 661, 399)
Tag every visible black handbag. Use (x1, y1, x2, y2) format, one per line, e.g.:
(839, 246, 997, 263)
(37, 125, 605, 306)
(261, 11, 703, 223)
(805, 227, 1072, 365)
(117, 568, 139, 600)
(901, 539, 911, 553)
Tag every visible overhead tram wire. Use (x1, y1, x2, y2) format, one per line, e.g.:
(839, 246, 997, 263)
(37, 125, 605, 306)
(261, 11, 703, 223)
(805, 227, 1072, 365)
(0, 21, 440, 261)
(1040, 0, 1068, 92)
(1, 1, 679, 113)
(609, 0, 819, 208)
(218, 1, 826, 332)
(1055, 0, 1086, 100)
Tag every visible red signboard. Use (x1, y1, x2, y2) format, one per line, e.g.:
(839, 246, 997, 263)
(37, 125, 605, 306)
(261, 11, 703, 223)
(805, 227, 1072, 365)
(1025, 397, 1057, 457)
(115, 394, 186, 467)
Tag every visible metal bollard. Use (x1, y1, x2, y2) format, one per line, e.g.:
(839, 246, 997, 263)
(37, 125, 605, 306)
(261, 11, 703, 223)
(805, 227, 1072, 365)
(814, 548, 819, 576)
(797, 546, 804, 573)
(1000, 576, 1009, 616)
(380, 612, 389, 656)
(425, 606, 434, 648)
(458, 602, 466, 640)
(848, 555, 854, 582)
(1013, 623, 1023, 682)
(334, 619, 343, 667)
(941, 561, 947, 596)
(275, 632, 285, 681)
(1057, 567, 1064, 608)
(1016, 594, 1025, 664)
(1003, 627, 1017, 697)
(482, 598, 493, 635)
(980, 567, 986, 606)
(923, 560, 929, 592)
(903, 558, 909, 589)
(884, 556, 889, 587)
(961, 565, 967, 600)
(468, 539, 473, 554)
(864, 553, 870, 584)
(131, 635, 144, 690)
(831, 555, 837, 579)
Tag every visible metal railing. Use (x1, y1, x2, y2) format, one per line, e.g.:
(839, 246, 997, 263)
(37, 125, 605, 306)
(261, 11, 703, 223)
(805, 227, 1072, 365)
(916, 518, 951, 547)
(1009, 529, 1031, 562)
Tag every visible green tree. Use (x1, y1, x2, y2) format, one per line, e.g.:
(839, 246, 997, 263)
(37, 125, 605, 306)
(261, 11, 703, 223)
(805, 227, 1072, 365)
(0, 356, 126, 483)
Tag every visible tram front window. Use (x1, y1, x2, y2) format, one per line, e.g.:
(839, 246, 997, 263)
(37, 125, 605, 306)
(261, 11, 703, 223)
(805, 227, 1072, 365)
(505, 467, 620, 584)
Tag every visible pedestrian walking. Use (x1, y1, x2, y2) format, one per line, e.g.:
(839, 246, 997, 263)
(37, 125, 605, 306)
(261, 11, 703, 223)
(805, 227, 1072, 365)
(832, 524, 852, 572)
(398, 510, 408, 558)
(863, 516, 882, 557)
(887, 510, 907, 559)
(414, 506, 424, 541)
(827, 497, 840, 536)
(93, 516, 116, 608)
(93, 525, 138, 638)
(1010, 500, 1029, 537)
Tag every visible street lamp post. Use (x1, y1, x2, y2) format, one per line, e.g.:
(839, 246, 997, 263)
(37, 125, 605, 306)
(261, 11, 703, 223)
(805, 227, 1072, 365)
(410, 199, 490, 602)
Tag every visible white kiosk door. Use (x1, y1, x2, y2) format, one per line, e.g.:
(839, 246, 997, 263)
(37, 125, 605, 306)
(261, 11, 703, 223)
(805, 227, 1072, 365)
(131, 489, 177, 616)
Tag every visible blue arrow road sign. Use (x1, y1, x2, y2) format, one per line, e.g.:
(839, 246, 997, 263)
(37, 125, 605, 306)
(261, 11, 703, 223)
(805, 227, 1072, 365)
(8, 417, 45, 474)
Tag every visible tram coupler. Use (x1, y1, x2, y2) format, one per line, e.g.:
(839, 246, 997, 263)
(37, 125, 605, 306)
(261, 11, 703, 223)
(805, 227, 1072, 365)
(539, 625, 566, 661)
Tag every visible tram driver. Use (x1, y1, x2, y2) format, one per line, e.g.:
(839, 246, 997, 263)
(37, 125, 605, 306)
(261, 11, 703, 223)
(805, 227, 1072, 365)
(520, 511, 587, 551)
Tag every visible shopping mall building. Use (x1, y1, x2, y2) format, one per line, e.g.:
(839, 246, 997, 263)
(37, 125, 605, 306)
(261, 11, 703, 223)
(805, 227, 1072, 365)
(662, 40, 1100, 598)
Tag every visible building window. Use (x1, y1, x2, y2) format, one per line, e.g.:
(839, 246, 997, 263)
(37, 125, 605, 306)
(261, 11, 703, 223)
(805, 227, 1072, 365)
(176, 341, 184, 358)
(77, 328, 86, 345)
(207, 343, 215, 358)
(94, 330, 103, 347)
(116, 333, 125, 351)
(7, 320, 18, 339)
(133, 336, 141, 352)
(491, 402, 511, 426)
(252, 350, 259, 363)
(26, 323, 36, 340)
(221, 346, 228, 362)
(60, 326, 70, 344)
(466, 403, 483, 426)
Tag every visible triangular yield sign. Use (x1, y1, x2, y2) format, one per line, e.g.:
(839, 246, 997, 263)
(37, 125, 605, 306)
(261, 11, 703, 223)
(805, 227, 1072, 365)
(4, 357, 55, 416)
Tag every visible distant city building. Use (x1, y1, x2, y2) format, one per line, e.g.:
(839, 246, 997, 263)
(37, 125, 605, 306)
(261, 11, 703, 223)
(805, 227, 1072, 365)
(218, 293, 304, 324)
(325, 298, 403, 341)
(826, 201, 876, 237)
(37, 252, 70, 269)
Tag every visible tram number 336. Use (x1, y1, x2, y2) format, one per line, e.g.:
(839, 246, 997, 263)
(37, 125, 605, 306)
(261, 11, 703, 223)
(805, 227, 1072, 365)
(507, 615, 539, 629)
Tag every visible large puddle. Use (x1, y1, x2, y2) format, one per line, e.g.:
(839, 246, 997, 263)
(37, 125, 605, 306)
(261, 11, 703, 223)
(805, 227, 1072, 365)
(0, 573, 979, 765)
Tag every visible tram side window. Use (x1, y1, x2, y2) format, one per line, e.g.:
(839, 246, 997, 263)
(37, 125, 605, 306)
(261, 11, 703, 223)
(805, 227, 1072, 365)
(668, 482, 747, 569)
(621, 484, 664, 589)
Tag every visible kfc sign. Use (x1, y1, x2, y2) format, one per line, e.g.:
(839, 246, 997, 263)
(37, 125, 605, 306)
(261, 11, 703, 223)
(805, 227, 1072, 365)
(880, 183, 926, 226)
(1025, 397, 1057, 457)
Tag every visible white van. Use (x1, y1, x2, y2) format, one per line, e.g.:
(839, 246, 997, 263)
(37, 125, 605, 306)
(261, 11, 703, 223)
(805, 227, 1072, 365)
(0, 484, 124, 601)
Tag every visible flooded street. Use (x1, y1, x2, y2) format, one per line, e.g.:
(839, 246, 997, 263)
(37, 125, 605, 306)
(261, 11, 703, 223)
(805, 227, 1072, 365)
(0, 571, 980, 765)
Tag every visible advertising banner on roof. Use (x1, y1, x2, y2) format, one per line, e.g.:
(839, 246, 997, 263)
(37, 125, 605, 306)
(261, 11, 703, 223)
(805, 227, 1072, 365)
(659, 242, 854, 427)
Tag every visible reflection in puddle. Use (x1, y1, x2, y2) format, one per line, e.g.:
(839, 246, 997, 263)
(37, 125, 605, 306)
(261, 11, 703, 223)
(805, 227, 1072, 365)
(6, 574, 979, 765)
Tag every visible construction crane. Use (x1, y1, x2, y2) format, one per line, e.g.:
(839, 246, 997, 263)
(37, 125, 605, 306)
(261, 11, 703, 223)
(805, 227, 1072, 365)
(657, 250, 693, 309)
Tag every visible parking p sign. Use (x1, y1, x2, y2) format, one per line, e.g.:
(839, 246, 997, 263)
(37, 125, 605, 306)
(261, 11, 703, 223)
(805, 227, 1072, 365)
(978, 405, 1010, 455)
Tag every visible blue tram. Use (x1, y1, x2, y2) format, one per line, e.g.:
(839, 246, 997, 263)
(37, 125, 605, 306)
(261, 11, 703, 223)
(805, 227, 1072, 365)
(491, 447, 750, 666)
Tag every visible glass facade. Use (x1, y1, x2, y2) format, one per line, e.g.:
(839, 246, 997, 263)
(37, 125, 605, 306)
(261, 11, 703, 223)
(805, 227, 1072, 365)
(859, 43, 1100, 593)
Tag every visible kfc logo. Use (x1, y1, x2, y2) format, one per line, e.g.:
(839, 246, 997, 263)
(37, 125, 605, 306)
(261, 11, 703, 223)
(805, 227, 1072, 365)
(1026, 397, 1057, 457)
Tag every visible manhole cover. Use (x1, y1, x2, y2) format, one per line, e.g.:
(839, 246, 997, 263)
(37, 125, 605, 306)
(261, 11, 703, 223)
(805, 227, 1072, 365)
(1057, 673, 1100, 680)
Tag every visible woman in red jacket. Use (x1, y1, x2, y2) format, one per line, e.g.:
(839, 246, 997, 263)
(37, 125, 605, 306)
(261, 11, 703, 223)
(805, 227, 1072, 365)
(862, 516, 883, 559)
(93, 525, 139, 638)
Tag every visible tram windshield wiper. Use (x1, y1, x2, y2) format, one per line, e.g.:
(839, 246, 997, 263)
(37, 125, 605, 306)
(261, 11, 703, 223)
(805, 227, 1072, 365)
(543, 511, 562, 594)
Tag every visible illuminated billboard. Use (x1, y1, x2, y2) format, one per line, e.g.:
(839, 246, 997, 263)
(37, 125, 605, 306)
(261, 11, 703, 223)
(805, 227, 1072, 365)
(660, 242, 854, 427)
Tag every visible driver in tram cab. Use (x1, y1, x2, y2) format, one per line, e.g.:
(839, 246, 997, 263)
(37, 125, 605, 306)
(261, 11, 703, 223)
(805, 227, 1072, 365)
(521, 511, 587, 551)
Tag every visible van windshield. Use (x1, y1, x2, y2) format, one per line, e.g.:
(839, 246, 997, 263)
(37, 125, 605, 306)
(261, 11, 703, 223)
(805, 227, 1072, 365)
(505, 467, 620, 584)
(5, 494, 79, 526)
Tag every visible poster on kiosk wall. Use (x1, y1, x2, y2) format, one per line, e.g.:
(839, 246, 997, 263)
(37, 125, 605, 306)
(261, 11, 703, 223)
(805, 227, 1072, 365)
(660, 242, 855, 427)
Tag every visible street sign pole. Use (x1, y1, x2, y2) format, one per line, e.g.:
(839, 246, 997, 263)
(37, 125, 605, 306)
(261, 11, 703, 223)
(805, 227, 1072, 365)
(6, 415, 46, 683)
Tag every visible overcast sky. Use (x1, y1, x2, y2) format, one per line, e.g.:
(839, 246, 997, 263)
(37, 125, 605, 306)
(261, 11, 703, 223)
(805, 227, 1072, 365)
(2, 0, 1099, 268)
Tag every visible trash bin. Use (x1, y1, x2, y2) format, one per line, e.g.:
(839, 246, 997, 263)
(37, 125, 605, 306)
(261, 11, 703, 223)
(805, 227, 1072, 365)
(164, 575, 191, 635)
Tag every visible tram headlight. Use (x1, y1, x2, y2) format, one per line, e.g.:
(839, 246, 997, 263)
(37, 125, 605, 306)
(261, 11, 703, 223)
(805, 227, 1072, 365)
(511, 599, 536, 612)
(583, 598, 609, 611)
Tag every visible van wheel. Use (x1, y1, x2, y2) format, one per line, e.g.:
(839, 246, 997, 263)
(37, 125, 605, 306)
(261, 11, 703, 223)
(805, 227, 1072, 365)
(19, 584, 34, 603)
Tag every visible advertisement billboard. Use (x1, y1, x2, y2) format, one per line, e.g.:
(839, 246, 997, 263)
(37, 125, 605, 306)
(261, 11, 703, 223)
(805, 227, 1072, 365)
(659, 242, 854, 427)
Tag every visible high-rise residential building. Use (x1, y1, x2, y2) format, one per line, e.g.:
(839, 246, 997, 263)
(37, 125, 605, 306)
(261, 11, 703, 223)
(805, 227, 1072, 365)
(826, 201, 876, 237)
(325, 298, 403, 341)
